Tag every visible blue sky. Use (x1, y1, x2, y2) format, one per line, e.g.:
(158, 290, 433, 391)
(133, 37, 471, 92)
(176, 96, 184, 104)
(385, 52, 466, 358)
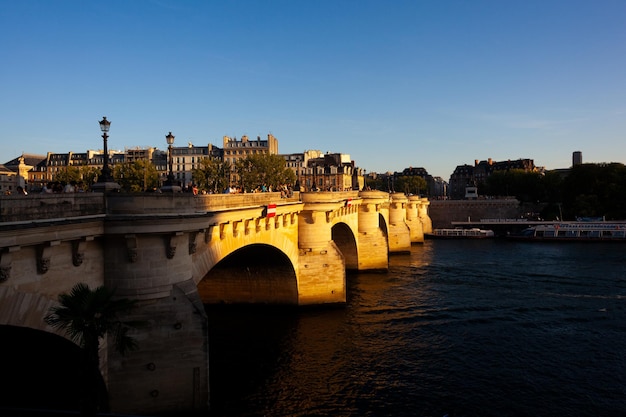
(2, 0, 625, 179)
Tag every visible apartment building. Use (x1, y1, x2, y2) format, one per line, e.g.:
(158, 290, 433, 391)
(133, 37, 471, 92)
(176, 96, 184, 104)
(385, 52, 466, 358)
(300, 152, 364, 191)
(171, 143, 223, 188)
(449, 158, 537, 199)
(281, 150, 324, 190)
(222, 134, 278, 166)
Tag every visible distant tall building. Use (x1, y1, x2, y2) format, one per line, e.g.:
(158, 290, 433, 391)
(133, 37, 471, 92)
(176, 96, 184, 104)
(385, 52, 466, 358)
(171, 143, 222, 188)
(448, 157, 536, 200)
(572, 151, 583, 166)
(301, 152, 364, 191)
(222, 134, 278, 166)
(281, 150, 323, 190)
(223, 134, 278, 186)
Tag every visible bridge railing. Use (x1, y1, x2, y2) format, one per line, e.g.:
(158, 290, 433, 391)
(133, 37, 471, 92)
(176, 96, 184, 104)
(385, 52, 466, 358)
(106, 192, 298, 215)
(0, 190, 382, 223)
(300, 190, 360, 203)
(0, 192, 303, 223)
(0, 193, 106, 223)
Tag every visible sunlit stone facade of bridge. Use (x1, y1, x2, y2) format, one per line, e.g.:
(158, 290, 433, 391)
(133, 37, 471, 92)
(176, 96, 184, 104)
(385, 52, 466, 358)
(0, 191, 431, 414)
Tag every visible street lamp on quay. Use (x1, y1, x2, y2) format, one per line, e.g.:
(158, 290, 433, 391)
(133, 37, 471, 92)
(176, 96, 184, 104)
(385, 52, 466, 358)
(161, 131, 181, 192)
(92, 116, 120, 192)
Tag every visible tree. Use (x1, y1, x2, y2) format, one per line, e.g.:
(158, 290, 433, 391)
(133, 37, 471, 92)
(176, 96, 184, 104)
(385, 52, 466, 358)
(45, 283, 139, 416)
(560, 163, 626, 220)
(53, 166, 82, 185)
(80, 166, 101, 188)
(53, 166, 100, 191)
(482, 169, 544, 202)
(192, 156, 232, 193)
(113, 160, 160, 192)
(365, 175, 385, 191)
(394, 175, 427, 195)
(235, 154, 296, 192)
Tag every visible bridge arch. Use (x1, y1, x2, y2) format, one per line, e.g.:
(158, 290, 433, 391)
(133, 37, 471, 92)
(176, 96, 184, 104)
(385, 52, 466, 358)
(197, 243, 298, 305)
(378, 212, 389, 237)
(0, 324, 107, 411)
(331, 222, 358, 271)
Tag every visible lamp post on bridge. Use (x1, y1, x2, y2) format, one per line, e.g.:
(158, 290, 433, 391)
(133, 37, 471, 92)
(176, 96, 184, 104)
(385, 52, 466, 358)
(161, 131, 181, 192)
(91, 116, 120, 192)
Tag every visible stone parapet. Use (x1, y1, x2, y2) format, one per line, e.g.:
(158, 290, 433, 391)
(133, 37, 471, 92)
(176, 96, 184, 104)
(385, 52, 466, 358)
(0, 193, 105, 222)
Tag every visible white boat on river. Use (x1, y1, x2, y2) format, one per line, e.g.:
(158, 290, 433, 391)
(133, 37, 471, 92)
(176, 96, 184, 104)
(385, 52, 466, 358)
(509, 221, 626, 241)
(426, 228, 495, 239)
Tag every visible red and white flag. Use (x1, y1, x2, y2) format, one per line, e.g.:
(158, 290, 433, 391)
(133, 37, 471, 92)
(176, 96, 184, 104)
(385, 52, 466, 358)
(266, 203, 277, 218)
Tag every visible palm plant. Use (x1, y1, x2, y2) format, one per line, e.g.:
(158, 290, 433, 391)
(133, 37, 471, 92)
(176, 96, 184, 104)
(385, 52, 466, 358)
(45, 283, 139, 416)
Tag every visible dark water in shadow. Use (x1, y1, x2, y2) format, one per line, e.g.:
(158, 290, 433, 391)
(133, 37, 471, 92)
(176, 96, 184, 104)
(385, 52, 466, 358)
(206, 240, 626, 417)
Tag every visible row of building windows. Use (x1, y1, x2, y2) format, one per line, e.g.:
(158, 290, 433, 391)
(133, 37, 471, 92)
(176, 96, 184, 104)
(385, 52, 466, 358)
(223, 149, 266, 156)
(225, 141, 268, 148)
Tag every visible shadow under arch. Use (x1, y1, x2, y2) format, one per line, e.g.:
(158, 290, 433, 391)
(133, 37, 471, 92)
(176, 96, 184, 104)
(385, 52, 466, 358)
(0, 324, 107, 413)
(379, 212, 389, 237)
(198, 244, 298, 305)
(331, 222, 358, 271)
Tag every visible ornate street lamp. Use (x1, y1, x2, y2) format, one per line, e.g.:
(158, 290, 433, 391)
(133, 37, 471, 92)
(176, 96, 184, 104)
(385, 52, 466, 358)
(165, 132, 175, 185)
(92, 116, 120, 191)
(161, 131, 181, 192)
(98, 117, 112, 182)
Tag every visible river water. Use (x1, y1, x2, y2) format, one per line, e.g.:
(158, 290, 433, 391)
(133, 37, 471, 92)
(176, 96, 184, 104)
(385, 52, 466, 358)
(206, 240, 626, 417)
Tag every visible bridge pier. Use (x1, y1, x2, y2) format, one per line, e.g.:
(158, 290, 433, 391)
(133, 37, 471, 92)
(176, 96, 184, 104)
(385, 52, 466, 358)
(388, 193, 412, 254)
(418, 197, 433, 234)
(103, 228, 210, 415)
(298, 199, 347, 305)
(406, 195, 425, 243)
(357, 191, 389, 271)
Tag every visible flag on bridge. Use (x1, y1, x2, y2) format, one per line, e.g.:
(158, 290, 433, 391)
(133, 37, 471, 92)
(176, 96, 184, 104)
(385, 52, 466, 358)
(266, 203, 277, 218)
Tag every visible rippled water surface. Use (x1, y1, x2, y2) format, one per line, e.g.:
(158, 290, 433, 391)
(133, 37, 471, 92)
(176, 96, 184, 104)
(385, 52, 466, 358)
(206, 240, 626, 417)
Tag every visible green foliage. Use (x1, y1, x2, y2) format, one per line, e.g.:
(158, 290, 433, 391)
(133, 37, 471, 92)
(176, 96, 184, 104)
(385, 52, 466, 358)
(45, 283, 140, 415)
(560, 163, 626, 220)
(53, 166, 82, 184)
(192, 157, 232, 193)
(80, 166, 101, 187)
(45, 283, 139, 354)
(481, 169, 545, 202)
(394, 175, 427, 195)
(235, 154, 296, 192)
(479, 163, 626, 220)
(53, 166, 101, 190)
(365, 176, 386, 191)
(113, 160, 160, 192)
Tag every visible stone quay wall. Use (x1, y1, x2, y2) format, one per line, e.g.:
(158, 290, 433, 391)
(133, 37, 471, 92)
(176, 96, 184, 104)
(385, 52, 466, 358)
(429, 199, 521, 229)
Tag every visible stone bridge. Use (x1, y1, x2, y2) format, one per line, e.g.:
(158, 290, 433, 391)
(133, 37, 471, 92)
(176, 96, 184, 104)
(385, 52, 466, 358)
(0, 191, 431, 414)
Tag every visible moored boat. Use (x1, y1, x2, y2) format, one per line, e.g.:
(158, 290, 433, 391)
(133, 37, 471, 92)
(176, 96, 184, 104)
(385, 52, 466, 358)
(508, 221, 626, 242)
(426, 228, 495, 239)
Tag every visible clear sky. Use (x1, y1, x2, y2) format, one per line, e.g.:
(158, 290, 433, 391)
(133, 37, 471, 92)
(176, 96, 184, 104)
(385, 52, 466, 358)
(2, 0, 625, 179)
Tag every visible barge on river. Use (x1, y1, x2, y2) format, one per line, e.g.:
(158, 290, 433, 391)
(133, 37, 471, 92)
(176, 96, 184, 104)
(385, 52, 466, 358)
(508, 221, 626, 242)
(426, 228, 495, 239)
